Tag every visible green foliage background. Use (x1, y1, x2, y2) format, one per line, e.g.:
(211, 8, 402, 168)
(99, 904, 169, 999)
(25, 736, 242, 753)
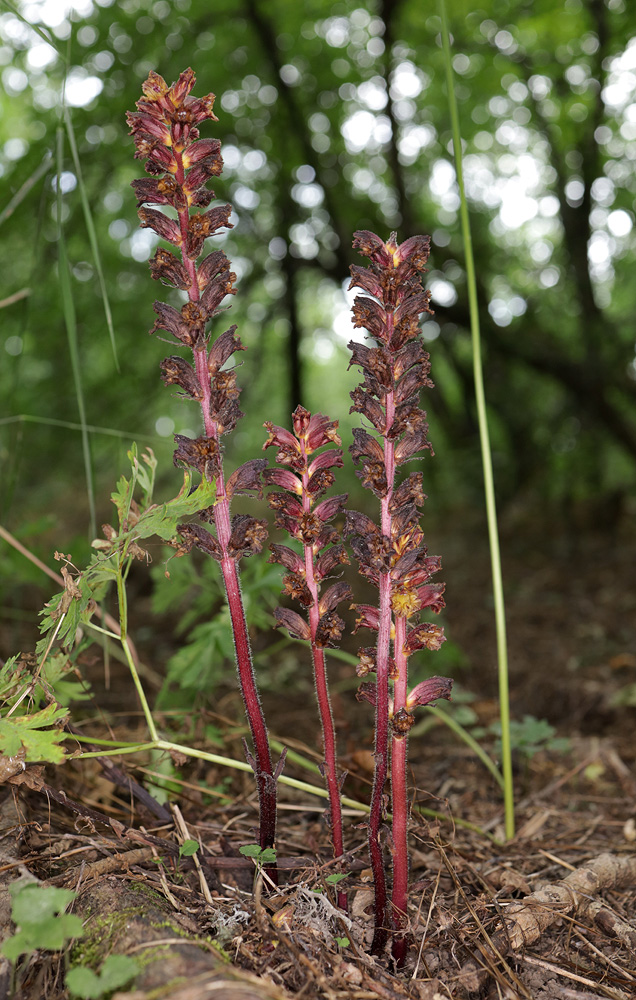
(1, 0, 635, 578)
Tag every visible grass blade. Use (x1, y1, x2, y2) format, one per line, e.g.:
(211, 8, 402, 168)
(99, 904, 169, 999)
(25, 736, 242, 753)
(56, 126, 96, 539)
(0, 151, 53, 228)
(0, 414, 155, 441)
(0, 0, 64, 54)
(64, 108, 119, 371)
(438, 0, 515, 839)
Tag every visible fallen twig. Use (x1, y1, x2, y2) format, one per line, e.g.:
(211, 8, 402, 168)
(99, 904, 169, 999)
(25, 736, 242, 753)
(459, 852, 636, 993)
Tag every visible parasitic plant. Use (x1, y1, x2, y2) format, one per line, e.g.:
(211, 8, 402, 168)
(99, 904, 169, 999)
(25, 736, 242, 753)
(126, 65, 453, 959)
(345, 231, 452, 963)
(127, 69, 283, 864)
(263, 406, 351, 906)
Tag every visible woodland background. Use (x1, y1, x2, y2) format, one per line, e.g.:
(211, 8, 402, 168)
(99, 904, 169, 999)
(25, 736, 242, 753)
(1, 0, 635, 718)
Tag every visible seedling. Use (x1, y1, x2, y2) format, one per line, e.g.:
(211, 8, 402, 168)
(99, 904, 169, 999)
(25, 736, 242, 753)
(239, 843, 278, 887)
(325, 872, 348, 886)
(66, 955, 139, 1000)
(179, 839, 200, 859)
(477, 715, 570, 762)
(2, 883, 83, 962)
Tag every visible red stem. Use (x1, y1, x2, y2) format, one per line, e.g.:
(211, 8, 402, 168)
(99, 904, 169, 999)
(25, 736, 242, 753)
(300, 439, 346, 907)
(391, 614, 409, 966)
(175, 150, 277, 859)
(369, 567, 390, 955)
(311, 640, 347, 909)
(222, 550, 277, 851)
(369, 384, 396, 956)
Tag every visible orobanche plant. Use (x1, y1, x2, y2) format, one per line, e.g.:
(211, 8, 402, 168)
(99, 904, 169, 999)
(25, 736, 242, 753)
(127, 68, 282, 869)
(345, 232, 452, 962)
(127, 68, 451, 963)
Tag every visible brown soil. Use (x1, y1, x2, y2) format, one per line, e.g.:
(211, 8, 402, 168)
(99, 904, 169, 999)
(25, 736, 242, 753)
(1, 516, 635, 999)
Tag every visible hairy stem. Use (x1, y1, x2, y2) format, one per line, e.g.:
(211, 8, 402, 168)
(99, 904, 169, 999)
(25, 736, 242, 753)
(299, 435, 346, 904)
(369, 568, 391, 955)
(390, 614, 409, 966)
(369, 410, 396, 955)
(223, 551, 277, 850)
(174, 146, 278, 856)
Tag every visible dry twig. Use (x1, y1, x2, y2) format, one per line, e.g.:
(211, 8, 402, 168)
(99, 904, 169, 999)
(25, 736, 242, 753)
(459, 852, 636, 993)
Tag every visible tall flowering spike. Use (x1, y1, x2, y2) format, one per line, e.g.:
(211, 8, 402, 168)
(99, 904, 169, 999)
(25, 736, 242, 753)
(346, 232, 452, 963)
(127, 68, 240, 431)
(264, 406, 350, 906)
(128, 71, 280, 874)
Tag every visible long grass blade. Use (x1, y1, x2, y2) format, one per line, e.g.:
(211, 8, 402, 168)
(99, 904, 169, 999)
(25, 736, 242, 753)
(64, 108, 119, 370)
(0, 0, 63, 54)
(56, 126, 96, 539)
(0, 414, 155, 441)
(438, 0, 515, 839)
(0, 151, 53, 228)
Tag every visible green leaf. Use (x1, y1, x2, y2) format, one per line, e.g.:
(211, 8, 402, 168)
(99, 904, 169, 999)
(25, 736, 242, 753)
(38, 653, 92, 706)
(38, 913, 84, 950)
(0, 723, 21, 757)
(238, 844, 276, 864)
(67, 955, 138, 999)
(145, 750, 180, 804)
(0, 656, 24, 702)
(156, 616, 235, 709)
(98, 954, 138, 991)
(325, 872, 348, 885)
(65, 967, 102, 999)
(134, 449, 157, 509)
(111, 474, 135, 527)
(0, 704, 68, 763)
(488, 715, 571, 760)
(3, 928, 40, 962)
(132, 472, 216, 542)
(107, 467, 216, 550)
(179, 839, 200, 858)
(2, 885, 83, 961)
(36, 575, 98, 656)
(238, 844, 263, 859)
(10, 883, 76, 922)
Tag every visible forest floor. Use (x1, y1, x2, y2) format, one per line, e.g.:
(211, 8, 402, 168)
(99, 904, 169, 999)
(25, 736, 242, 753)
(1, 511, 636, 999)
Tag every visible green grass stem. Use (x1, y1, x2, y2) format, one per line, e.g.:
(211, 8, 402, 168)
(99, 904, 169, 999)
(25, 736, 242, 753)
(0, 151, 53, 228)
(119, 636, 159, 743)
(269, 738, 322, 775)
(426, 705, 504, 790)
(69, 733, 492, 836)
(438, 0, 515, 839)
(64, 108, 119, 371)
(56, 126, 96, 541)
(1, 0, 63, 53)
(0, 414, 156, 441)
